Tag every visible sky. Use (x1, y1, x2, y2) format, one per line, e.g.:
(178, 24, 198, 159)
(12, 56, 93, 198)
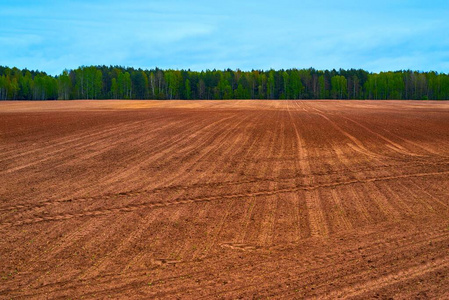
(1, 0, 448, 75)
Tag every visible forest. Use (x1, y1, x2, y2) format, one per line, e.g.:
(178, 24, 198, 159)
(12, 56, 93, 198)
(0, 65, 449, 100)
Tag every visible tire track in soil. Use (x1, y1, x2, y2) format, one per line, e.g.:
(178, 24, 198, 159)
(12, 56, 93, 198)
(296, 102, 336, 238)
(36, 113, 224, 206)
(76, 209, 160, 280)
(338, 114, 426, 157)
(280, 105, 306, 244)
(146, 113, 255, 260)
(375, 182, 415, 217)
(288, 102, 310, 241)
(79, 115, 215, 183)
(187, 109, 272, 255)
(5, 212, 107, 290)
(231, 111, 268, 179)
(17, 116, 188, 183)
(258, 196, 277, 247)
(2, 169, 448, 229)
(378, 125, 449, 157)
(355, 184, 390, 223)
(223, 110, 274, 249)
(55, 115, 191, 167)
(145, 112, 253, 193)
(329, 189, 353, 231)
(327, 121, 404, 220)
(2, 101, 449, 299)
(396, 180, 438, 212)
(69, 209, 152, 282)
(310, 107, 390, 162)
(315, 188, 348, 236)
(289, 102, 329, 238)
(324, 144, 367, 232)
(293, 192, 311, 240)
(1, 217, 103, 293)
(115, 112, 257, 270)
(108, 206, 186, 274)
(311, 142, 358, 235)
(360, 182, 402, 221)
(407, 177, 449, 210)
(257, 109, 283, 247)
(329, 139, 394, 186)
(0, 186, 127, 285)
(22, 217, 116, 288)
(268, 110, 294, 246)
(255, 111, 284, 247)
(132, 113, 256, 266)
(0, 177, 261, 215)
(207, 113, 270, 253)
(302, 103, 380, 154)
(195, 198, 237, 260)
(346, 185, 374, 225)
(0, 115, 196, 212)
(92, 114, 236, 193)
(127, 205, 187, 271)
(18, 197, 155, 287)
(234, 196, 257, 244)
(3, 154, 446, 215)
(165, 204, 199, 263)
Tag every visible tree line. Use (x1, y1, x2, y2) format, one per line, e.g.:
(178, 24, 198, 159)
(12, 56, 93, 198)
(1, 65, 449, 100)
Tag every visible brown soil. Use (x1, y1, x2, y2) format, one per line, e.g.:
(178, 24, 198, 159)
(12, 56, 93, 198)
(1, 100, 449, 299)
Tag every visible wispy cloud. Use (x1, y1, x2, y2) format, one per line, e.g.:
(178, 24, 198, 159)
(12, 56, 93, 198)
(0, 0, 448, 74)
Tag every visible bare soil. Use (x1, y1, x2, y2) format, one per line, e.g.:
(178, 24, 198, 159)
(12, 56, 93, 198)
(1, 100, 449, 299)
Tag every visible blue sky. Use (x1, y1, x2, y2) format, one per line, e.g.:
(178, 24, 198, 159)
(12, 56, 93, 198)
(1, 0, 448, 75)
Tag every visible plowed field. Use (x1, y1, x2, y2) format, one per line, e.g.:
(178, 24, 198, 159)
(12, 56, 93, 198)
(1, 100, 449, 299)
